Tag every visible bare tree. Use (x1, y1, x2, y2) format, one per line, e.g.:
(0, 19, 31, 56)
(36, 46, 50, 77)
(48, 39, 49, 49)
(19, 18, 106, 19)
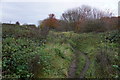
(61, 5, 113, 32)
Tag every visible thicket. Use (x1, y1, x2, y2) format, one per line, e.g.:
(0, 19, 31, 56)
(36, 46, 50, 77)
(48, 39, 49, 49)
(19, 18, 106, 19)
(2, 24, 74, 78)
(95, 30, 120, 78)
(2, 24, 46, 78)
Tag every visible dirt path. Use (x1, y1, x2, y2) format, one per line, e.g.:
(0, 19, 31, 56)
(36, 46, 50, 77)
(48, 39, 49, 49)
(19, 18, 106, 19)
(67, 54, 77, 78)
(79, 52, 90, 78)
(67, 50, 90, 78)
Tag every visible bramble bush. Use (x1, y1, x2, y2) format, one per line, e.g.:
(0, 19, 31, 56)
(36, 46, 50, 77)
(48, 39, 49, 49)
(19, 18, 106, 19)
(95, 30, 120, 78)
(2, 37, 53, 78)
(2, 24, 51, 78)
(2, 38, 35, 78)
(2, 24, 74, 78)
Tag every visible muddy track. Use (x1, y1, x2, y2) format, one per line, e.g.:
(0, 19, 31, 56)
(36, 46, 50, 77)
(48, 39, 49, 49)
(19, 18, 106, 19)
(67, 51, 77, 78)
(79, 52, 90, 78)
(67, 50, 90, 78)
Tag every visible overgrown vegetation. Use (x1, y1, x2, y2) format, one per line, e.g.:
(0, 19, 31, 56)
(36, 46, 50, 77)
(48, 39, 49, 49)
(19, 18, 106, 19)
(71, 30, 120, 78)
(2, 5, 119, 79)
(2, 24, 74, 78)
(2, 23, 119, 78)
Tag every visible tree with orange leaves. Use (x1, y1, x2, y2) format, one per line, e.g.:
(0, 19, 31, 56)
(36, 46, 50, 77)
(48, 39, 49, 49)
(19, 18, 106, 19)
(40, 14, 59, 29)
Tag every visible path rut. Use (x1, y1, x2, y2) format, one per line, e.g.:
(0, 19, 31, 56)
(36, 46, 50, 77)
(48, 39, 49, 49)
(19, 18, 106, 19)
(67, 54, 77, 78)
(67, 50, 90, 78)
(79, 52, 90, 78)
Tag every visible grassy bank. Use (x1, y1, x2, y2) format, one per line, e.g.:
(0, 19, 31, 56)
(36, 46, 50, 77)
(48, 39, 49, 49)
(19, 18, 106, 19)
(2, 24, 119, 78)
(72, 31, 119, 78)
(2, 25, 74, 78)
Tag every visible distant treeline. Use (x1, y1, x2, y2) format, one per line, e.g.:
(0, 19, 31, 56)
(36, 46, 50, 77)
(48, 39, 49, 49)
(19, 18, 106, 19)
(2, 5, 120, 34)
(2, 23, 36, 27)
(39, 5, 120, 33)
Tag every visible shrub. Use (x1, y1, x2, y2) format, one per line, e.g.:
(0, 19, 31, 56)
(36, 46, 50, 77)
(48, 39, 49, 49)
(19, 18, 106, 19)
(2, 38, 52, 78)
(2, 24, 42, 41)
(16, 21, 20, 25)
(105, 30, 120, 43)
(39, 14, 59, 30)
(80, 19, 106, 33)
(54, 48, 65, 59)
(2, 38, 36, 78)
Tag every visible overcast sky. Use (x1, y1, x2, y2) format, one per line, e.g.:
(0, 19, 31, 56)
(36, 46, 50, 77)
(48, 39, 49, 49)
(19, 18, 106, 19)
(0, 0, 119, 26)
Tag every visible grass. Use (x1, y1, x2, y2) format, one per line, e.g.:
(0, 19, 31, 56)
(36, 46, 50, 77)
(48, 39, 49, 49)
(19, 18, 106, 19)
(36, 42, 71, 78)
(35, 31, 74, 78)
(70, 31, 119, 78)
(2, 24, 119, 78)
(78, 31, 119, 78)
(2, 25, 74, 78)
(68, 32, 100, 77)
(75, 53, 86, 77)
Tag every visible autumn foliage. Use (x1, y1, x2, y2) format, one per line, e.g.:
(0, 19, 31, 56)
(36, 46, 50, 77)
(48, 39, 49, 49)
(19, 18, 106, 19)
(39, 6, 119, 33)
(40, 14, 59, 29)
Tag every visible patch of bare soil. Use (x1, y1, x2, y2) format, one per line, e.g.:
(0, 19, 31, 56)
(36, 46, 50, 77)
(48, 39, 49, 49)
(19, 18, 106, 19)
(67, 51, 90, 78)
(67, 55, 77, 78)
(79, 53, 90, 78)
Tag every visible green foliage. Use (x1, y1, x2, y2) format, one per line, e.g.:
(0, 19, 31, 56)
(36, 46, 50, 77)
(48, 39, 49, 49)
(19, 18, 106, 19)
(75, 53, 86, 77)
(104, 30, 120, 43)
(2, 38, 36, 78)
(54, 48, 65, 59)
(2, 24, 74, 78)
(68, 30, 119, 78)
(2, 37, 53, 78)
(2, 24, 42, 41)
(2, 24, 50, 78)
(94, 30, 120, 78)
(2, 23, 119, 78)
